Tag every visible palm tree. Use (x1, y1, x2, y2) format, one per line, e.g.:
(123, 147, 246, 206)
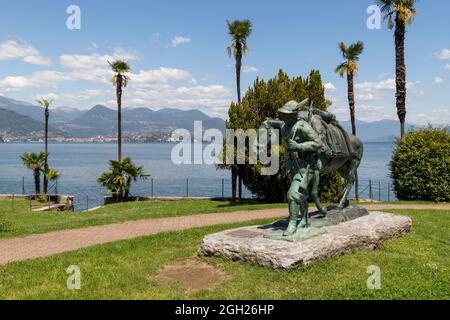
(109, 60, 130, 161)
(227, 19, 252, 202)
(336, 41, 364, 136)
(44, 168, 61, 182)
(44, 168, 61, 194)
(121, 158, 149, 198)
(336, 41, 364, 201)
(20, 152, 47, 195)
(377, 0, 417, 138)
(36, 97, 53, 193)
(98, 157, 149, 201)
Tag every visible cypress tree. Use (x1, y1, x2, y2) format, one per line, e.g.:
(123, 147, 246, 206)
(222, 69, 343, 203)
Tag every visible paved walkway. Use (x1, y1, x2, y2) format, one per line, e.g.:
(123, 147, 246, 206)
(0, 204, 449, 265)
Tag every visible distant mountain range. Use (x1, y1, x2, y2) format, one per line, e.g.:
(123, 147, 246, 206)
(0, 95, 444, 142)
(65, 105, 226, 138)
(0, 96, 226, 139)
(0, 108, 64, 137)
(0, 96, 71, 124)
(340, 120, 422, 142)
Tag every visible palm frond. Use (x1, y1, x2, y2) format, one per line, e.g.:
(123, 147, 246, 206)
(20, 152, 47, 170)
(242, 41, 250, 55)
(376, 0, 418, 27)
(347, 41, 364, 60)
(35, 98, 53, 109)
(338, 42, 348, 56)
(108, 60, 131, 74)
(335, 62, 348, 78)
(111, 75, 118, 86)
(227, 19, 252, 40)
(45, 168, 61, 181)
(226, 19, 252, 58)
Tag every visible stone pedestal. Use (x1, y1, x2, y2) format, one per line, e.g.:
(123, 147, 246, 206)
(199, 211, 412, 269)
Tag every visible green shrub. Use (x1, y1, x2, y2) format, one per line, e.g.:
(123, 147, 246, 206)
(318, 172, 344, 203)
(37, 195, 50, 203)
(390, 127, 450, 202)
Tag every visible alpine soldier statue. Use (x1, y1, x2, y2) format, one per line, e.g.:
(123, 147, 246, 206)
(261, 99, 364, 237)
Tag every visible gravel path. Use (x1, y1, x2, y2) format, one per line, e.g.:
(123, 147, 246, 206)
(0, 204, 448, 265)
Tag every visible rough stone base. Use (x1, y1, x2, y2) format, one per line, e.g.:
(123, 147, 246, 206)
(199, 212, 412, 269)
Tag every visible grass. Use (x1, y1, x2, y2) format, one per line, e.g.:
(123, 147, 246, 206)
(0, 209, 448, 300)
(0, 199, 285, 239)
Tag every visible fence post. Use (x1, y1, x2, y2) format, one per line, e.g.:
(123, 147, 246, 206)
(12, 194, 15, 211)
(86, 195, 89, 212)
(186, 178, 189, 198)
(29, 196, 32, 212)
(388, 183, 391, 202)
(55, 180, 58, 195)
(151, 178, 154, 198)
(222, 178, 225, 199)
(379, 181, 381, 202)
(369, 180, 372, 200)
(22, 177, 25, 195)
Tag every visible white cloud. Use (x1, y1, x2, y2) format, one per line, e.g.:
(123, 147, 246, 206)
(355, 78, 396, 92)
(324, 82, 336, 91)
(242, 66, 259, 73)
(34, 93, 59, 101)
(437, 48, 450, 60)
(171, 36, 191, 48)
(445, 64, 450, 71)
(0, 71, 70, 93)
(0, 46, 233, 118)
(378, 72, 394, 79)
(433, 77, 444, 84)
(354, 78, 424, 100)
(60, 48, 138, 70)
(413, 90, 425, 96)
(60, 89, 109, 102)
(58, 48, 140, 83)
(131, 67, 192, 84)
(329, 103, 398, 123)
(355, 93, 380, 101)
(409, 108, 450, 125)
(112, 47, 140, 61)
(87, 42, 99, 51)
(0, 40, 51, 66)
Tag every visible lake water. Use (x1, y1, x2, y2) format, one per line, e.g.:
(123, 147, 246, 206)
(0, 142, 396, 210)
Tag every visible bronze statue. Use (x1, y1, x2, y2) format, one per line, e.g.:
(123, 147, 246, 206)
(261, 99, 364, 237)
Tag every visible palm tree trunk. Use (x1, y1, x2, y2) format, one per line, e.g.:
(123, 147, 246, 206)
(125, 177, 131, 199)
(43, 108, 49, 194)
(395, 14, 407, 138)
(347, 74, 356, 136)
(117, 75, 123, 161)
(347, 73, 359, 201)
(34, 169, 41, 195)
(235, 47, 242, 201)
(235, 49, 242, 104)
(231, 167, 237, 202)
(238, 176, 242, 200)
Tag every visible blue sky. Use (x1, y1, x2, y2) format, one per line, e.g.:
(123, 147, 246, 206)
(0, 0, 449, 124)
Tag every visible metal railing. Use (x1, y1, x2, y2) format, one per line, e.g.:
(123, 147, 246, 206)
(5, 176, 397, 212)
(356, 179, 395, 202)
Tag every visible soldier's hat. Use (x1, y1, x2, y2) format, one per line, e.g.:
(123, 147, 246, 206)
(278, 99, 309, 115)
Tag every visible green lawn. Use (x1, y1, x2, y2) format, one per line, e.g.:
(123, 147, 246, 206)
(0, 209, 448, 300)
(0, 199, 285, 239)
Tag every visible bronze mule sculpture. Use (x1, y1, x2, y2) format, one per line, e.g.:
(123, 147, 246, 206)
(261, 99, 364, 237)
